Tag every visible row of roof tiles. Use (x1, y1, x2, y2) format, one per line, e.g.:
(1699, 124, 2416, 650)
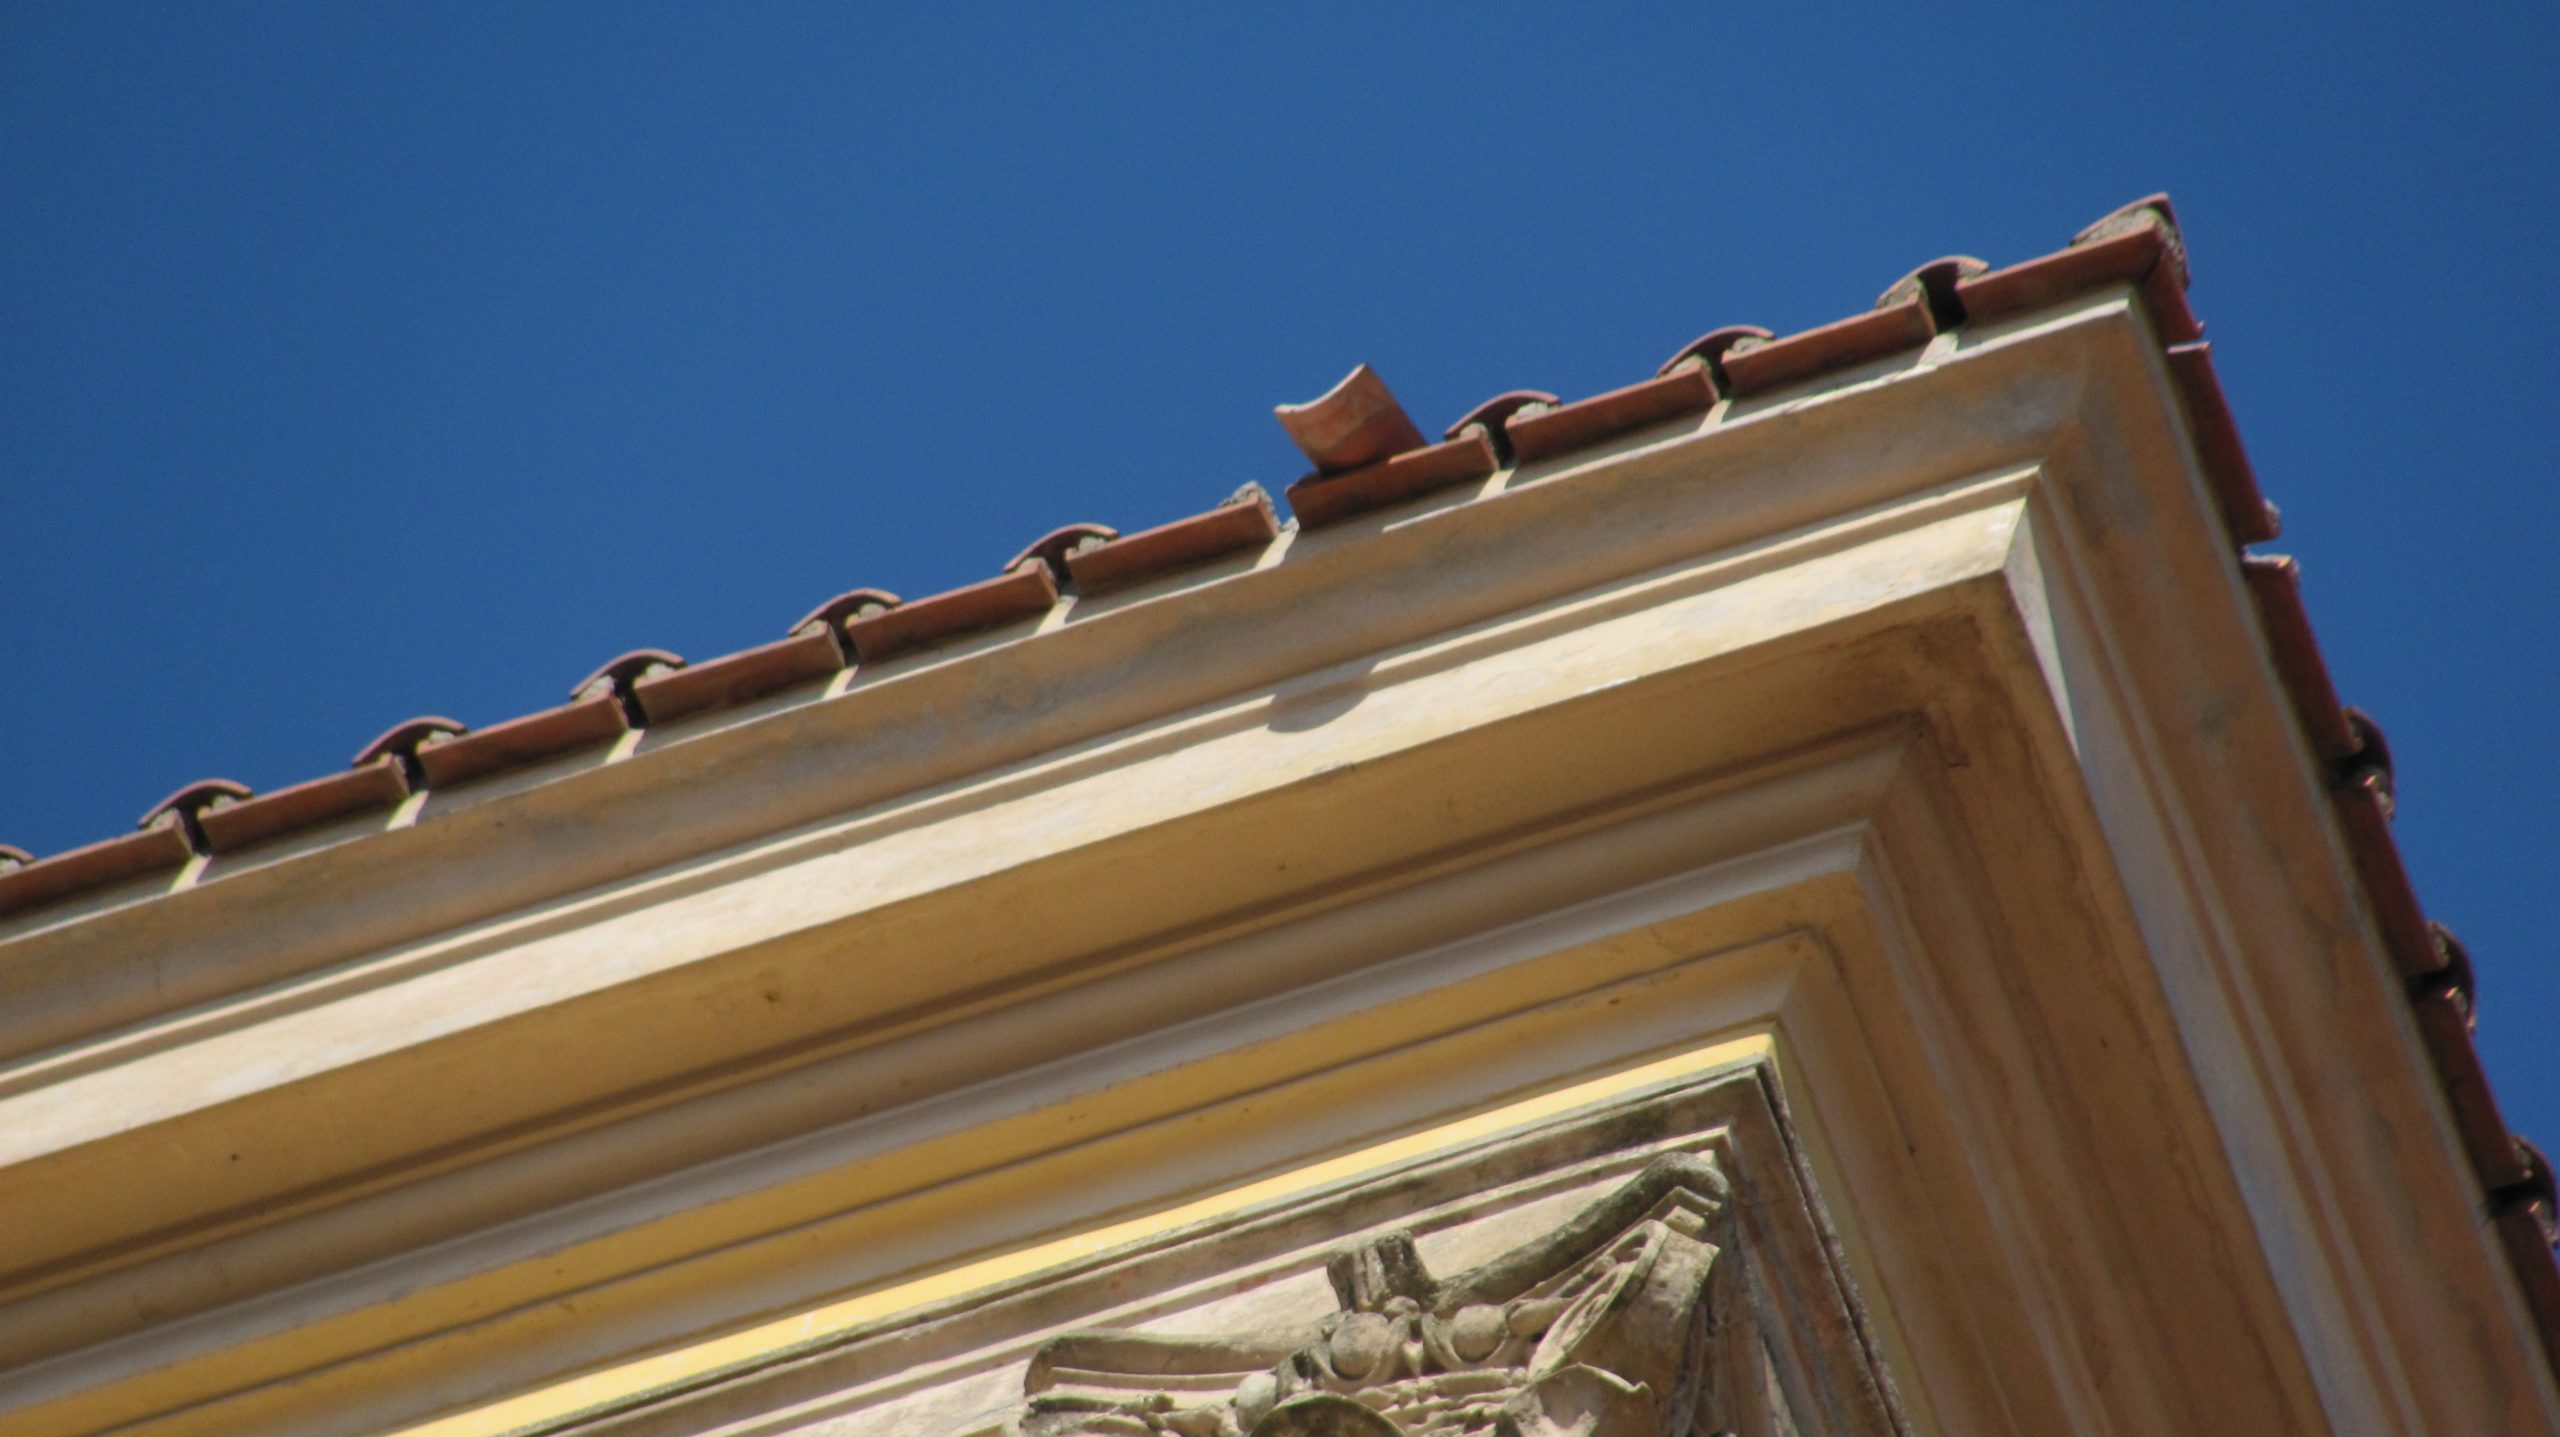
(0, 199, 2549, 1364)
(0, 194, 2236, 911)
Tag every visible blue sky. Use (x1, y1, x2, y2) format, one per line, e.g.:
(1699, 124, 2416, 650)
(5, 9, 2555, 1157)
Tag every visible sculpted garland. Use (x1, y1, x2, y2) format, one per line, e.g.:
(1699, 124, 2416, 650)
(1017, 1154, 1760, 1437)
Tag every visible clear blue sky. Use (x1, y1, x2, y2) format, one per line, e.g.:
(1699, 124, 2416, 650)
(5, 9, 2554, 1154)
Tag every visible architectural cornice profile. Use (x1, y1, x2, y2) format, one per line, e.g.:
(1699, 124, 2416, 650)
(0, 200, 2550, 1437)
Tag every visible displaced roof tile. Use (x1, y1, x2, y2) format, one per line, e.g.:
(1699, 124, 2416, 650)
(1284, 431, 1498, 530)
(1065, 487, 1279, 597)
(414, 694, 628, 790)
(1275, 364, 1429, 474)
(1719, 299, 1934, 398)
(842, 564, 1059, 665)
(633, 629, 844, 725)
(198, 760, 410, 854)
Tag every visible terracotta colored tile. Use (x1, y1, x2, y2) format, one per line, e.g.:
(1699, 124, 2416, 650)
(138, 778, 253, 835)
(1065, 490, 1279, 597)
(1876, 256, 1988, 330)
(574, 649, 685, 704)
(633, 630, 844, 725)
(843, 565, 1059, 665)
(2496, 1204, 2560, 1374)
(415, 695, 628, 790)
(1443, 391, 1558, 462)
(0, 844, 30, 871)
(2333, 782, 2441, 981)
(2240, 556, 2361, 763)
(198, 760, 410, 854)
(1505, 368, 1715, 464)
(2163, 342, 2279, 547)
(1657, 326, 1773, 391)
(1718, 300, 1934, 398)
(1009, 525, 1121, 584)
(792, 588, 900, 655)
(354, 717, 467, 769)
(0, 824, 193, 918)
(1275, 364, 1428, 474)
(2411, 986, 2531, 1192)
(1955, 222, 2203, 345)
(1284, 432, 1498, 530)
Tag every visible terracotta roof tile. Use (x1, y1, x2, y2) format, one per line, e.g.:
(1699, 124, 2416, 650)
(1505, 367, 1715, 465)
(1285, 431, 1498, 530)
(1957, 199, 2201, 345)
(1008, 525, 1121, 584)
(137, 778, 253, 837)
(1719, 298, 1935, 398)
(355, 717, 468, 769)
(633, 630, 843, 726)
(1657, 326, 1773, 390)
(1443, 391, 1558, 464)
(2164, 341, 2281, 546)
(0, 824, 194, 917)
(842, 563, 1058, 664)
(414, 694, 628, 790)
(791, 588, 900, 644)
(2240, 556, 2362, 763)
(0, 844, 31, 872)
(196, 760, 410, 854)
(1274, 363, 1428, 474)
(1065, 487, 1279, 598)
(1876, 255, 1988, 331)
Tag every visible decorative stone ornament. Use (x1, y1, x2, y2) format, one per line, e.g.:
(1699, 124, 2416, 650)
(1018, 1155, 1757, 1437)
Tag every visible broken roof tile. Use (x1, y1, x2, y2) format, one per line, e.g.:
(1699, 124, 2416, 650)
(633, 629, 844, 726)
(414, 694, 628, 790)
(198, 760, 410, 855)
(842, 563, 1059, 665)
(1284, 431, 1498, 530)
(1275, 364, 1428, 474)
(1065, 487, 1279, 597)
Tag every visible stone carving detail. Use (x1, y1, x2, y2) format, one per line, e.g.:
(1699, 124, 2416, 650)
(1018, 1153, 1761, 1437)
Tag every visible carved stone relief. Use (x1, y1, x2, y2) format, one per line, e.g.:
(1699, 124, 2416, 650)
(1017, 1154, 1763, 1437)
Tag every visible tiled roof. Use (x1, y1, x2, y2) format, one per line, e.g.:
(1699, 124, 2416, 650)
(0, 197, 2549, 1361)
